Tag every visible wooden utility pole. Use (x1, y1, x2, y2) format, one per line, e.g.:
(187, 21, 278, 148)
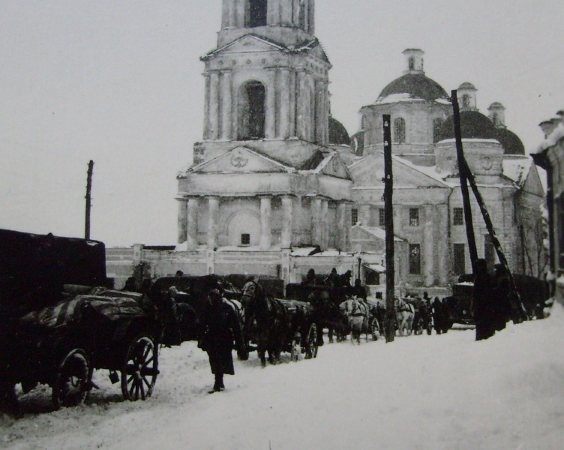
(451, 90, 478, 274)
(383, 115, 395, 343)
(85, 160, 94, 240)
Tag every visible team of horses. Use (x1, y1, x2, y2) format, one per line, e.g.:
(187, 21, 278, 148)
(159, 277, 445, 368)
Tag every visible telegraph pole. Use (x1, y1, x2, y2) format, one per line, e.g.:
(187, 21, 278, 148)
(451, 90, 478, 274)
(383, 115, 395, 343)
(85, 160, 94, 240)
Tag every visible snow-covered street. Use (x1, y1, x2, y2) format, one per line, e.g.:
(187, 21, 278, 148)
(2, 306, 564, 450)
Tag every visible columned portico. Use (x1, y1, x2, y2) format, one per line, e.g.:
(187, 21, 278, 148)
(336, 202, 348, 250)
(311, 197, 322, 247)
(207, 196, 220, 249)
(259, 196, 272, 250)
(281, 195, 294, 248)
(423, 205, 435, 286)
(187, 197, 200, 250)
(177, 200, 188, 244)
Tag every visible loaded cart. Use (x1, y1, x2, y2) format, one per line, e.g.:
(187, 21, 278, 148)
(0, 230, 160, 410)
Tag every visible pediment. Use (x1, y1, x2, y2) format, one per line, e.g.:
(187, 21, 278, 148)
(191, 147, 290, 174)
(320, 154, 351, 179)
(204, 35, 285, 59)
(349, 154, 447, 188)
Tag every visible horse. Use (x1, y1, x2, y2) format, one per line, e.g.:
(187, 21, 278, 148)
(241, 280, 290, 366)
(339, 297, 370, 344)
(395, 297, 415, 336)
(307, 288, 349, 344)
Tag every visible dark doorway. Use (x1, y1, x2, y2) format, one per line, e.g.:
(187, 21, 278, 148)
(248, 0, 267, 28)
(238, 81, 266, 140)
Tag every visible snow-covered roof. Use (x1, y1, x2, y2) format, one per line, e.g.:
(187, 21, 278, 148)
(291, 247, 319, 257)
(364, 263, 386, 273)
(355, 225, 405, 242)
(373, 93, 427, 105)
(535, 123, 564, 152)
(503, 157, 532, 187)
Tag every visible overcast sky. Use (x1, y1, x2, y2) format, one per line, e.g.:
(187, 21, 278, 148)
(0, 0, 562, 246)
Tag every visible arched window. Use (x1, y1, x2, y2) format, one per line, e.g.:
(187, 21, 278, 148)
(394, 117, 406, 144)
(462, 94, 470, 109)
(246, 0, 267, 28)
(433, 118, 443, 143)
(491, 112, 499, 127)
(408, 57, 415, 71)
(238, 81, 266, 140)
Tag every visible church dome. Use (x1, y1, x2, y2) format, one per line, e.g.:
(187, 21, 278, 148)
(438, 111, 497, 141)
(329, 116, 351, 145)
(438, 111, 525, 154)
(377, 73, 450, 103)
(494, 128, 525, 155)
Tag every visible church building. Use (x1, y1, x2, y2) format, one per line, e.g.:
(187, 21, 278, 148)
(177, 0, 352, 255)
(106, 1, 545, 294)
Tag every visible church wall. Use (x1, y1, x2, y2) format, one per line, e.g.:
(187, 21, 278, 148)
(362, 102, 449, 156)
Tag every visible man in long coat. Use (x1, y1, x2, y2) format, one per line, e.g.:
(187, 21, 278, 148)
(199, 283, 244, 393)
(473, 259, 495, 341)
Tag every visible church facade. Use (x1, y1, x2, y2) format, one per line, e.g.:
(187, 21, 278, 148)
(177, 0, 352, 256)
(106, 1, 545, 294)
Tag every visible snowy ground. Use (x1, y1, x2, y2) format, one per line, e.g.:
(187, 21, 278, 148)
(2, 306, 564, 450)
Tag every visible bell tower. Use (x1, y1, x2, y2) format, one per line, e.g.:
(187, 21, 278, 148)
(220, 0, 316, 46)
(194, 0, 330, 167)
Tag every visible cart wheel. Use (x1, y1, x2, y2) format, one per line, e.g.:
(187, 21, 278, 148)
(371, 320, 380, 341)
(305, 323, 318, 359)
(52, 348, 91, 409)
(290, 335, 301, 362)
(121, 335, 158, 401)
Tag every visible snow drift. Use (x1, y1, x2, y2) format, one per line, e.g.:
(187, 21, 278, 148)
(2, 305, 564, 450)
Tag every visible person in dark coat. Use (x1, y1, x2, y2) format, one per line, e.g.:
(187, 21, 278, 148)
(326, 268, 340, 288)
(492, 264, 511, 332)
(302, 269, 317, 286)
(432, 297, 443, 334)
(199, 283, 244, 393)
(473, 259, 495, 341)
(353, 279, 367, 300)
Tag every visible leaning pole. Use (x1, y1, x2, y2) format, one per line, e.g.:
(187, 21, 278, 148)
(451, 90, 478, 274)
(383, 115, 396, 343)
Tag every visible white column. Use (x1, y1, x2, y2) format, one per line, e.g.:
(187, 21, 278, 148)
(208, 71, 220, 140)
(337, 202, 347, 251)
(228, 0, 235, 27)
(321, 200, 329, 249)
(279, 68, 291, 139)
(281, 196, 293, 248)
(177, 200, 188, 244)
(221, 0, 229, 29)
(260, 196, 272, 250)
(187, 198, 199, 250)
(297, 69, 307, 140)
(360, 204, 371, 226)
(292, 0, 300, 26)
(309, 0, 315, 34)
(437, 204, 449, 285)
(424, 206, 435, 286)
(289, 70, 297, 137)
(311, 197, 322, 246)
(207, 196, 220, 249)
(266, 69, 276, 139)
(220, 71, 232, 140)
(203, 74, 210, 139)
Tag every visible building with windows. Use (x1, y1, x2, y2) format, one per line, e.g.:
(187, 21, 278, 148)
(348, 49, 545, 289)
(106, 3, 545, 294)
(532, 112, 564, 305)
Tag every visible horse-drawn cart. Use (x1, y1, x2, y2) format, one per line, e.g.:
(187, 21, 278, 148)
(0, 230, 161, 412)
(240, 280, 319, 365)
